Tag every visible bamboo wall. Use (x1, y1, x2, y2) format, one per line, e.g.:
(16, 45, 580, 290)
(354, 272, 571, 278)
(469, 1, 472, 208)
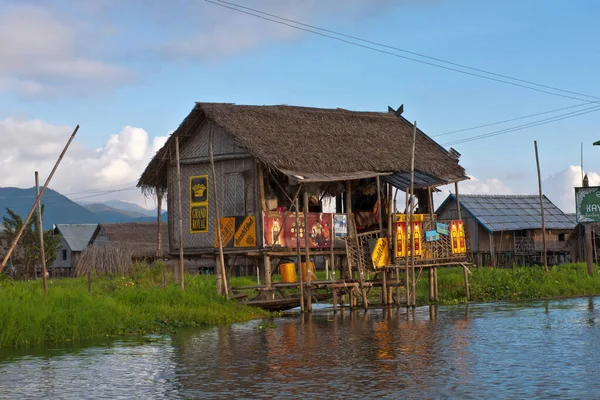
(167, 121, 261, 252)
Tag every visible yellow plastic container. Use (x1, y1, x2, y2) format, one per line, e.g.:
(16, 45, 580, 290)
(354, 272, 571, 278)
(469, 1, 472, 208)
(280, 262, 297, 283)
(301, 261, 316, 282)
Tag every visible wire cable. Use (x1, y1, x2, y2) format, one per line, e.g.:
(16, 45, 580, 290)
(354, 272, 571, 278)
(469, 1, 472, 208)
(206, 0, 600, 103)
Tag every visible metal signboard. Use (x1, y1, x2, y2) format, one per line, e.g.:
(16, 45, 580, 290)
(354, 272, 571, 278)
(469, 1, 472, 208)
(575, 186, 600, 223)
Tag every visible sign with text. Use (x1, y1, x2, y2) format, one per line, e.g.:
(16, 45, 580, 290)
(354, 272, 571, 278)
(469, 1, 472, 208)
(426, 230, 440, 242)
(575, 186, 600, 223)
(214, 216, 257, 248)
(436, 222, 449, 236)
(190, 175, 209, 233)
(369, 237, 390, 268)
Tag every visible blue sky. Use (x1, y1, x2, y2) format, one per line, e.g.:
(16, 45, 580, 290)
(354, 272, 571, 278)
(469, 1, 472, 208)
(1, 0, 599, 211)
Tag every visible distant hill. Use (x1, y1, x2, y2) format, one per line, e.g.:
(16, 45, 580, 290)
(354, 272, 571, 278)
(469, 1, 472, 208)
(0, 187, 168, 228)
(83, 203, 167, 223)
(0, 187, 98, 228)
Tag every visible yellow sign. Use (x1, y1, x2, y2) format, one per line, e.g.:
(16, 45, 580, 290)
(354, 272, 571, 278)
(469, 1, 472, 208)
(450, 220, 467, 254)
(395, 213, 425, 222)
(234, 216, 257, 247)
(214, 217, 235, 247)
(371, 238, 390, 268)
(190, 175, 209, 233)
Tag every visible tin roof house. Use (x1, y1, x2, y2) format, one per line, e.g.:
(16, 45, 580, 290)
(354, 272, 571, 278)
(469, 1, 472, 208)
(53, 224, 98, 273)
(436, 194, 575, 267)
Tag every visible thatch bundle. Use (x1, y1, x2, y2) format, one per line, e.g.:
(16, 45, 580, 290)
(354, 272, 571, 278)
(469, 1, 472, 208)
(138, 102, 467, 192)
(75, 244, 134, 276)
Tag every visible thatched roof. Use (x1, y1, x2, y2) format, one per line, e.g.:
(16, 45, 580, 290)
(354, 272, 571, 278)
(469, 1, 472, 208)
(138, 102, 467, 191)
(91, 222, 169, 259)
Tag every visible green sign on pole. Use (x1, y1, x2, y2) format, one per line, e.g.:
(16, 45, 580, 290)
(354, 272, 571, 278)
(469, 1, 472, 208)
(575, 186, 600, 223)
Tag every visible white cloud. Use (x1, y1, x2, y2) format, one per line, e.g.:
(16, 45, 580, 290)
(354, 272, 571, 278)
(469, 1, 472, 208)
(542, 165, 600, 213)
(0, 3, 131, 98)
(431, 175, 514, 208)
(0, 118, 167, 208)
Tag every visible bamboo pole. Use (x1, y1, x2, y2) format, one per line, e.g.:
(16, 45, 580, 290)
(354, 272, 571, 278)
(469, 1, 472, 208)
(376, 175, 387, 306)
(303, 190, 312, 312)
(157, 189, 163, 258)
(175, 138, 185, 290)
(534, 141, 548, 273)
(387, 183, 394, 306)
(210, 132, 229, 299)
(404, 189, 410, 307)
(409, 121, 417, 307)
(34, 172, 48, 294)
(1, 125, 79, 273)
(393, 188, 401, 305)
(295, 197, 304, 312)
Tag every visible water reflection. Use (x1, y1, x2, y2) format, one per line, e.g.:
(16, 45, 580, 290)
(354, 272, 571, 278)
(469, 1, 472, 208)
(2, 298, 600, 398)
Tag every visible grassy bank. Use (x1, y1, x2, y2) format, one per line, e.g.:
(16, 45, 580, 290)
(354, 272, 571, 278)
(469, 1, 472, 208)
(415, 263, 600, 305)
(0, 263, 268, 348)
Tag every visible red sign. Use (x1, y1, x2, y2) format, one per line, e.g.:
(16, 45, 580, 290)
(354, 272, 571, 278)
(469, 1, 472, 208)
(263, 211, 333, 248)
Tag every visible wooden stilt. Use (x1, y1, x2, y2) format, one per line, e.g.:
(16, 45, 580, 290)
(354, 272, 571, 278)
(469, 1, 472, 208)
(409, 121, 417, 307)
(428, 267, 434, 301)
(215, 255, 223, 296)
(35, 171, 48, 295)
(333, 289, 338, 312)
(404, 189, 410, 307)
(376, 175, 387, 306)
(175, 137, 185, 291)
(295, 197, 304, 312)
(433, 267, 439, 301)
(156, 189, 163, 258)
(303, 191, 312, 312)
(263, 255, 272, 288)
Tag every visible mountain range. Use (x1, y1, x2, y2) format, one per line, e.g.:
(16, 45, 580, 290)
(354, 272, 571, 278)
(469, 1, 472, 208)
(0, 187, 167, 228)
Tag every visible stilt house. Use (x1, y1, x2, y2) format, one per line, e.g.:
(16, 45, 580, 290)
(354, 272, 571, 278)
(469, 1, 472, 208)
(137, 102, 470, 308)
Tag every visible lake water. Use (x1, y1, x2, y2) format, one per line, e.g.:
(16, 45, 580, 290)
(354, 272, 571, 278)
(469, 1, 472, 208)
(2, 297, 600, 399)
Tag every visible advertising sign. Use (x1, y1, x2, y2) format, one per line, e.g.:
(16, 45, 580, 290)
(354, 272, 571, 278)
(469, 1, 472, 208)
(214, 216, 257, 248)
(436, 222, 449, 236)
(395, 221, 422, 257)
(263, 211, 333, 248)
(575, 186, 600, 223)
(426, 230, 440, 242)
(450, 220, 467, 254)
(190, 175, 209, 233)
(369, 237, 390, 268)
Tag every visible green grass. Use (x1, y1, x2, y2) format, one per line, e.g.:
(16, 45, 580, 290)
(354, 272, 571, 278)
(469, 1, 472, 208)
(0, 263, 268, 348)
(413, 263, 600, 305)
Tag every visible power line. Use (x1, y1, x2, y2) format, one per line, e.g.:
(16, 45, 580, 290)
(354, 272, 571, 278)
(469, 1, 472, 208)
(433, 102, 592, 138)
(207, 0, 600, 103)
(443, 104, 600, 146)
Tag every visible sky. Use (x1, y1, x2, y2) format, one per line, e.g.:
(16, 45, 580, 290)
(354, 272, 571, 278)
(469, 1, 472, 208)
(1, 0, 600, 212)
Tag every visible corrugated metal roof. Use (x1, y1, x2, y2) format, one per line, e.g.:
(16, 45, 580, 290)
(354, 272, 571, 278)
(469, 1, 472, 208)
(438, 194, 575, 232)
(381, 170, 449, 191)
(54, 224, 98, 252)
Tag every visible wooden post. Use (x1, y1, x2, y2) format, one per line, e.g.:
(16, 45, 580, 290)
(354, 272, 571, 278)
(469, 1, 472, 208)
(489, 231, 496, 267)
(210, 132, 229, 299)
(376, 175, 387, 306)
(35, 171, 48, 295)
(175, 137, 185, 291)
(1, 125, 79, 273)
(347, 181, 368, 309)
(455, 182, 462, 220)
(295, 197, 304, 312)
(585, 224, 594, 276)
(463, 265, 470, 301)
(433, 267, 439, 301)
(263, 255, 272, 296)
(409, 121, 417, 307)
(258, 163, 267, 212)
(303, 191, 312, 312)
(157, 189, 163, 258)
(428, 267, 434, 301)
(534, 140, 548, 273)
(404, 190, 410, 307)
(215, 256, 223, 296)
